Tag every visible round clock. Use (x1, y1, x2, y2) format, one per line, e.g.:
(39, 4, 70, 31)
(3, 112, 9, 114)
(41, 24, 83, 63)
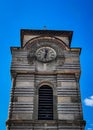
(35, 47, 56, 62)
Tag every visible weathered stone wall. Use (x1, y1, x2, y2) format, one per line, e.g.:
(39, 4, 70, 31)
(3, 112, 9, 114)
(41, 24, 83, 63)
(11, 48, 80, 74)
(9, 74, 35, 121)
(6, 30, 86, 130)
(57, 74, 82, 120)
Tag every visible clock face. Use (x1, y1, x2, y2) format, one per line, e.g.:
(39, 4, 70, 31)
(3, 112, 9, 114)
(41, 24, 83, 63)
(35, 47, 56, 62)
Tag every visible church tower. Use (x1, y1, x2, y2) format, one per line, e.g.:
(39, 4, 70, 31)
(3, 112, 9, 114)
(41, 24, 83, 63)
(6, 29, 86, 130)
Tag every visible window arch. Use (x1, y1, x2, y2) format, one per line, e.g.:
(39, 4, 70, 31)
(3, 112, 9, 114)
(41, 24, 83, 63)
(38, 85, 53, 120)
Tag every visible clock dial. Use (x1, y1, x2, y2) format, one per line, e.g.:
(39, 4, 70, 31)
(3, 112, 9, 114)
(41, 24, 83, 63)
(36, 47, 56, 62)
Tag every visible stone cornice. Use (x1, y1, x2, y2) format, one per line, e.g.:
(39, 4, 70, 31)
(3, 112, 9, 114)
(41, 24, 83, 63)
(20, 29, 73, 48)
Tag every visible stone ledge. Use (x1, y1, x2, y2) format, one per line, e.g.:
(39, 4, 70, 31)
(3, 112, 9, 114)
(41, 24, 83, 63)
(6, 119, 86, 126)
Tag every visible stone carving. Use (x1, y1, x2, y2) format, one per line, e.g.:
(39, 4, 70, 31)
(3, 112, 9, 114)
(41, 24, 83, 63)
(27, 52, 35, 65)
(25, 38, 65, 56)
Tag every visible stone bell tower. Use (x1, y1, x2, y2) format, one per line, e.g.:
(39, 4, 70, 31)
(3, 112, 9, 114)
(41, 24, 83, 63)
(6, 29, 86, 129)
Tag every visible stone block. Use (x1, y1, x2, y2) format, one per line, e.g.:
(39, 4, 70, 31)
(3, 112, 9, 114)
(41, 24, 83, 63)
(57, 97, 71, 103)
(18, 97, 33, 102)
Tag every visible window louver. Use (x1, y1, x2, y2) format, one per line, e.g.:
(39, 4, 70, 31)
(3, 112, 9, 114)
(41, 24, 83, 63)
(38, 85, 53, 120)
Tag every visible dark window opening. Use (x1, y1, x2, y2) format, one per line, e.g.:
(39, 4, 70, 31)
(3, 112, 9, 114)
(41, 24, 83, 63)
(38, 85, 53, 120)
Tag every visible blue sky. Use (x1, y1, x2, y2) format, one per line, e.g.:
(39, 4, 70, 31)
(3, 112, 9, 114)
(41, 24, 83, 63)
(0, 0, 93, 129)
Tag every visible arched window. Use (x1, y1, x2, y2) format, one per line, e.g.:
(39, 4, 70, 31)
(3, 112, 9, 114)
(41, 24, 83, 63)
(38, 85, 53, 120)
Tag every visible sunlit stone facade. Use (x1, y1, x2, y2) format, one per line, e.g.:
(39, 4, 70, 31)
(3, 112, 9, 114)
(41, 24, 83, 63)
(6, 29, 86, 130)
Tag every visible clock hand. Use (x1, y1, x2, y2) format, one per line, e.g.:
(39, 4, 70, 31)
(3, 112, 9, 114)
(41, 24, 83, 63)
(44, 48, 48, 58)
